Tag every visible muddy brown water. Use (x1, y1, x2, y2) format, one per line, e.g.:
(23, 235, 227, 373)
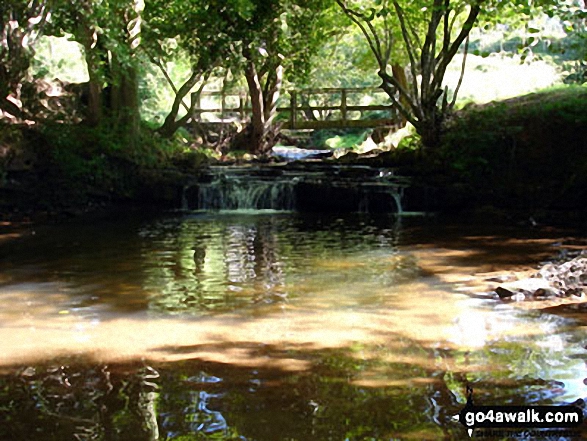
(0, 212, 586, 440)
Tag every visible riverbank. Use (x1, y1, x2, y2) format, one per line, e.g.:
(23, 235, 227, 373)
(326, 86, 587, 220)
(2, 87, 587, 225)
(0, 122, 210, 223)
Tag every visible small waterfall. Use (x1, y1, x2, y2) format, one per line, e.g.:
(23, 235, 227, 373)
(195, 174, 296, 211)
(357, 184, 403, 214)
(185, 165, 406, 213)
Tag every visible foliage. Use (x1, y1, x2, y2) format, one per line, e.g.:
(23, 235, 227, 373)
(304, 30, 381, 88)
(396, 133, 421, 150)
(46, 0, 145, 132)
(311, 127, 369, 149)
(144, 0, 336, 151)
(32, 119, 192, 210)
(440, 85, 587, 209)
(0, 0, 51, 119)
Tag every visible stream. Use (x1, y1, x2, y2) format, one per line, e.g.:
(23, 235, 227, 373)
(0, 210, 586, 440)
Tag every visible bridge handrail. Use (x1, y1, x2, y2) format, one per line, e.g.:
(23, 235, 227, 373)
(193, 87, 398, 130)
(197, 86, 385, 96)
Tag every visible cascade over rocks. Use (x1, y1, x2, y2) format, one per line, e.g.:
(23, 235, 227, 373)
(184, 163, 408, 213)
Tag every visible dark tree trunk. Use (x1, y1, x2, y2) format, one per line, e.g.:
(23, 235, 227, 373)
(77, 18, 106, 126)
(244, 59, 266, 154)
(240, 51, 283, 155)
(120, 66, 140, 142)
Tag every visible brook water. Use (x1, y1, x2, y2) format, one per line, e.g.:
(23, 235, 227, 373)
(0, 209, 586, 440)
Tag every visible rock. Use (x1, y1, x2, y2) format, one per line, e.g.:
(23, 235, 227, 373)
(533, 288, 557, 298)
(496, 286, 515, 299)
(495, 254, 587, 300)
(337, 152, 359, 163)
(485, 275, 514, 283)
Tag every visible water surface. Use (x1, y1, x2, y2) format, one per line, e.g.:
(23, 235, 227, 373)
(0, 212, 585, 440)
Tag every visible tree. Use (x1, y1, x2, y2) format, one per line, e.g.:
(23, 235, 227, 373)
(0, 0, 51, 121)
(49, 0, 144, 140)
(233, 0, 338, 154)
(143, 0, 238, 138)
(336, 0, 482, 148)
(145, 0, 333, 154)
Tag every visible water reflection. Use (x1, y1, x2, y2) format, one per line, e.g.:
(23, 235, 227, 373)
(139, 213, 403, 313)
(0, 352, 462, 440)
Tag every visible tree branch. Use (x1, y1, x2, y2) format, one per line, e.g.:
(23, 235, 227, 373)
(442, 0, 451, 55)
(378, 70, 421, 121)
(420, 0, 443, 101)
(431, 1, 481, 93)
(392, 1, 420, 102)
(450, 34, 469, 109)
(147, 51, 190, 113)
(378, 77, 419, 128)
(336, 0, 385, 69)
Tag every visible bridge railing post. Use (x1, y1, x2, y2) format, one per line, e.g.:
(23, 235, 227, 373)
(194, 93, 201, 122)
(340, 88, 347, 121)
(290, 91, 297, 129)
(239, 94, 245, 120)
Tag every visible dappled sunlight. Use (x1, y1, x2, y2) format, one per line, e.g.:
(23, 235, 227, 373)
(4, 0, 587, 437)
(0, 277, 579, 383)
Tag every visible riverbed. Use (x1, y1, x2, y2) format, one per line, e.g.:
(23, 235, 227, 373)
(0, 212, 585, 440)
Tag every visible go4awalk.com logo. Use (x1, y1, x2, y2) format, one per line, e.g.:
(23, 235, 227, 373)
(456, 386, 584, 437)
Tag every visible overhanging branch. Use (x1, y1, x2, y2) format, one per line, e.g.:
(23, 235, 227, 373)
(393, 1, 420, 103)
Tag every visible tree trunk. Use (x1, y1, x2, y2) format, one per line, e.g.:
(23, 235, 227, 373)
(85, 80, 102, 126)
(78, 19, 104, 126)
(415, 113, 441, 149)
(391, 64, 409, 126)
(263, 64, 283, 126)
(157, 70, 200, 138)
(120, 66, 140, 142)
(244, 59, 266, 154)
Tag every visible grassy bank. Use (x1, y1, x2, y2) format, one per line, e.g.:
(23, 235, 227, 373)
(438, 86, 587, 212)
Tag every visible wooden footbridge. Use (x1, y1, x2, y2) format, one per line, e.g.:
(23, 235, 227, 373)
(191, 87, 402, 130)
